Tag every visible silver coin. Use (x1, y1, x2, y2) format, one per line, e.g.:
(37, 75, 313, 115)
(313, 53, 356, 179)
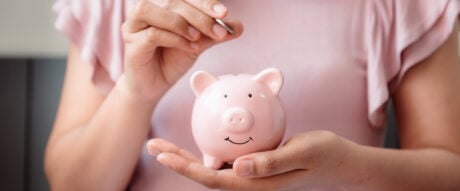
(214, 18, 235, 35)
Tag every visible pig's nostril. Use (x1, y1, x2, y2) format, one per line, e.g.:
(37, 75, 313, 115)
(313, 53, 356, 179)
(230, 117, 245, 124)
(222, 107, 254, 133)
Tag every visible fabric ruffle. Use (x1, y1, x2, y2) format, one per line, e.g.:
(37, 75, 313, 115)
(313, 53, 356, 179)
(366, 0, 460, 127)
(53, 0, 126, 94)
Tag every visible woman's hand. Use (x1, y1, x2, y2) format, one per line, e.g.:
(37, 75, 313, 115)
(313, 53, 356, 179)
(146, 131, 357, 190)
(120, 0, 243, 100)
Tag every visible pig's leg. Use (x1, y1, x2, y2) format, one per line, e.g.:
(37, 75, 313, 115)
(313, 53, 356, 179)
(203, 154, 223, 170)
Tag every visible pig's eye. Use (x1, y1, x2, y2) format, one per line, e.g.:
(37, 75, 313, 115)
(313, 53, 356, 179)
(224, 94, 228, 98)
(248, 93, 253, 98)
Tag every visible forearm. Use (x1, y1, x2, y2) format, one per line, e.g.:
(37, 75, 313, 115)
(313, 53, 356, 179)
(46, 76, 160, 191)
(345, 144, 460, 191)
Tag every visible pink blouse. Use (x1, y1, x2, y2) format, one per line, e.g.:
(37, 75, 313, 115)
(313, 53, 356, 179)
(54, 0, 460, 190)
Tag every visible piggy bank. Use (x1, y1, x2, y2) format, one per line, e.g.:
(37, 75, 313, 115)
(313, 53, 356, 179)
(190, 68, 286, 169)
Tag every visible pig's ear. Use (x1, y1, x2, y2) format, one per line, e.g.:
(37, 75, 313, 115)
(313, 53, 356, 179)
(190, 71, 217, 97)
(253, 68, 284, 96)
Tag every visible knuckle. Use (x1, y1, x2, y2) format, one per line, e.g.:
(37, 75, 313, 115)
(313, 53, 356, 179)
(201, 0, 216, 10)
(201, 171, 220, 189)
(121, 31, 135, 45)
(174, 164, 188, 174)
(193, 12, 204, 23)
(196, 13, 211, 24)
(170, 15, 186, 29)
(121, 22, 131, 37)
(156, 0, 175, 9)
(146, 27, 161, 44)
(316, 130, 338, 143)
(258, 156, 279, 175)
(133, 0, 149, 18)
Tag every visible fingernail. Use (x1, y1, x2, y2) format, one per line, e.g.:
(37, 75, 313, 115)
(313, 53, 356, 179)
(212, 3, 226, 15)
(188, 26, 200, 40)
(213, 24, 227, 39)
(235, 159, 254, 177)
(148, 147, 161, 157)
(156, 153, 171, 167)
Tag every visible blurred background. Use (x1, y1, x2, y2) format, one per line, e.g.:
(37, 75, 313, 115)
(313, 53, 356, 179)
(0, 0, 401, 191)
(0, 0, 67, 190)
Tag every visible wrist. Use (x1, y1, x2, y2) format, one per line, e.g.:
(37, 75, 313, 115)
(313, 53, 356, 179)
(303, 132, 364, 189)
(338, 141, 375, 190)
(114, 74, 165, 106)
(331, 138, 366, 189)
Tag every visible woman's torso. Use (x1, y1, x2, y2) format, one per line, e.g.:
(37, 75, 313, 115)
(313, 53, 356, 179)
(130, 1, 384, 190)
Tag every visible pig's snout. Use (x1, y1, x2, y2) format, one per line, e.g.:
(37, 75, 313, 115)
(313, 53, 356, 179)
(222, 107, 254, 133)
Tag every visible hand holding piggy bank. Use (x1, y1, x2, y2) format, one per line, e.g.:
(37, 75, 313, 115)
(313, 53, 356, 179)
(190, 68, 286, 169)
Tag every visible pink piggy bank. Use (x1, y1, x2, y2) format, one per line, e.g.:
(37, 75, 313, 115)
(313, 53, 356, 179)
(190, 68, 286, 169)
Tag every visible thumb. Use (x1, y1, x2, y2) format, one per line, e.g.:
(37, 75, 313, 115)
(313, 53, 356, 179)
(233, 142, 307, 178)
(196, 19, 244, 52)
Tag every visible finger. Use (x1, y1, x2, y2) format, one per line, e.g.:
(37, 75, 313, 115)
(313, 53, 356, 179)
(157, 152, 249, 189)
(183, 0, 227, 18)
(152, 0, 228, 40)
(147, 138, 201, 163)
(167, 1, 228, 40)
(125, 0, 200, 41)
(233, 140, 308, 178)
(156, 152, 225, 189)
(157, 152, 312, 190)
(193, 19, 244, 53)
(127, 26, 198, 52)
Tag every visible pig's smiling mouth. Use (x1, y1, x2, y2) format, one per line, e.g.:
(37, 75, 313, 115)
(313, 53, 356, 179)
(224, 136, 254, 145)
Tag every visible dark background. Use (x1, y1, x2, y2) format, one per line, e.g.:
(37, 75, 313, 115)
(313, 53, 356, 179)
(0, 59, 65, 191)
(0, 59, 400, 191)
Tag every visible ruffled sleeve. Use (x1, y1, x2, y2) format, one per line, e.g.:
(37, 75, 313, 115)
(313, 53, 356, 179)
(366, 0, 460, 127)
(53, 0, 127, 94)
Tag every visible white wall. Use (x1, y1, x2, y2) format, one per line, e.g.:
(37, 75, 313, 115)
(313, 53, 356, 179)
(0, 0, 459, 58)
(0, 0, 68, 57)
